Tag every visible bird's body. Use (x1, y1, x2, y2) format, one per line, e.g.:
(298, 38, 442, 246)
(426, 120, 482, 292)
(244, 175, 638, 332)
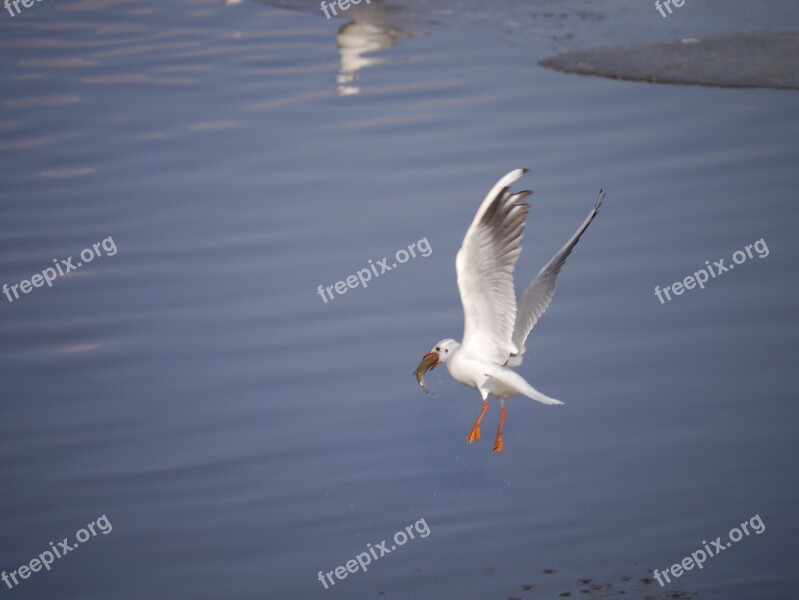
(439, 340, 560, 403)
(414, 169, 603, 452)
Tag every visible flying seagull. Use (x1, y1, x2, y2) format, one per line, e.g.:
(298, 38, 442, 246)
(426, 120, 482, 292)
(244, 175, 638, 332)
(414, 169, 603, 452)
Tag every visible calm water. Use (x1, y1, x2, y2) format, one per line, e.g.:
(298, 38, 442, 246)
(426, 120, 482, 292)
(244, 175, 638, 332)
(1, 1, 798, 599)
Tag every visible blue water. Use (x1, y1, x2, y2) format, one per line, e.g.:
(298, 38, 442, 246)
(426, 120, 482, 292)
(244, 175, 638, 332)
(1, 1, 798, 599)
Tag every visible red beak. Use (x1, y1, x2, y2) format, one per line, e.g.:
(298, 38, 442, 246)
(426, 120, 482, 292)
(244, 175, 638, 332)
(423, 351, 439, 369)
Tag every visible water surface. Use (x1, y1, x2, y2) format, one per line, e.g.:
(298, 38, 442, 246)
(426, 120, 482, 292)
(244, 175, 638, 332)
(1, 1, 798, 599)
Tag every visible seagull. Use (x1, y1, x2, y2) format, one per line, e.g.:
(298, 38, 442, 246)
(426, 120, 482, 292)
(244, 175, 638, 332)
(414, 169, 603, 452)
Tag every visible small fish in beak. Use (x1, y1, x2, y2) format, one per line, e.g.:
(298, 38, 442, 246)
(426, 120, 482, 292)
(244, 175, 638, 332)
(414, 351, 439, 395)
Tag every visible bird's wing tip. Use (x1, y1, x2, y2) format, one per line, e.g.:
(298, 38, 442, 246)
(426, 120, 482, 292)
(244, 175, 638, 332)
(594, 188, 606, 212)
(513, 190, 534, 202)
(503, 168, 528, 183)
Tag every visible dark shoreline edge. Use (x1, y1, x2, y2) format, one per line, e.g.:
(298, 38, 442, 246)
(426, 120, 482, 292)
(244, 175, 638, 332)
(540, 31, 799, 90)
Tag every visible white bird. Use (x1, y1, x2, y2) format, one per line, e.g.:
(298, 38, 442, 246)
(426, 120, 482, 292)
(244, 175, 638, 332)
(414, 169, 603, 452)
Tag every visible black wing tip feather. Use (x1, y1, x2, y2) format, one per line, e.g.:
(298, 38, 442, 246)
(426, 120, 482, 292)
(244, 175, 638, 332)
(594, 189, 606, 212)
(512, 190, 534, 204)
(481, 186, 533, 227)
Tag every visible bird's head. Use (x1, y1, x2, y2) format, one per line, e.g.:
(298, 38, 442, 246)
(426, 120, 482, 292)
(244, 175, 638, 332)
(413, 339, 458, 396)
(428, 339, 458, 364)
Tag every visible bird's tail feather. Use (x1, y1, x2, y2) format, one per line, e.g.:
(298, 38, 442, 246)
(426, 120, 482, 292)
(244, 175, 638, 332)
(484, 369, 564, 405)
(522, 382, 563, 405)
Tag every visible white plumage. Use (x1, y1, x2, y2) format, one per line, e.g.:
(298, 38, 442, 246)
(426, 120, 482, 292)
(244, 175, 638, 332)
(414, 168, 603, 452)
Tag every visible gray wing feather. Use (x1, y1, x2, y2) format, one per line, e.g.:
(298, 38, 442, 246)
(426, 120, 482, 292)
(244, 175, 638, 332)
(508, 190, 604, 367)
(457, 169, 532, 365)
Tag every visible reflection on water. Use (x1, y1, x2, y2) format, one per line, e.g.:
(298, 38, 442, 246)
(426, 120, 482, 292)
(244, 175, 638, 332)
(1, 1, 798, 600)
(335, 19, 410, 95)
(273, 0, 414, 95)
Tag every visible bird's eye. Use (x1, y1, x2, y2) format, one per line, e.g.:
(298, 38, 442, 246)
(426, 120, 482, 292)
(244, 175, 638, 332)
(435, 347, 440, 352)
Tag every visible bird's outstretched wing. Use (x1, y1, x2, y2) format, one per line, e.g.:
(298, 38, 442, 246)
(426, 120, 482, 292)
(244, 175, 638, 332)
(507, 190, 604, 367)
(457, 169, 531, 365)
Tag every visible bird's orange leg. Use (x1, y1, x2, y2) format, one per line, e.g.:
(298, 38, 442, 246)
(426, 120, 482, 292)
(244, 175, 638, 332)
(466, 399, 489, 444)
(493, 404, 507, 453)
